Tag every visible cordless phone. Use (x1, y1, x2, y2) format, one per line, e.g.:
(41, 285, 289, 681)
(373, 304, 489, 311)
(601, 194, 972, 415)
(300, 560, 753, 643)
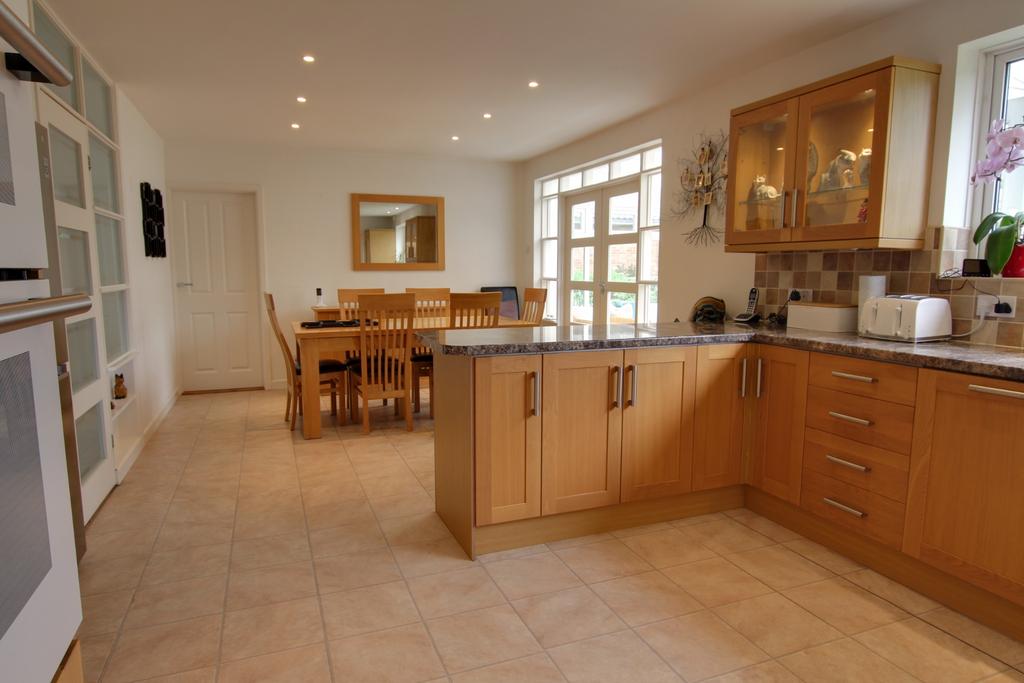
(734, 288, 761, 324)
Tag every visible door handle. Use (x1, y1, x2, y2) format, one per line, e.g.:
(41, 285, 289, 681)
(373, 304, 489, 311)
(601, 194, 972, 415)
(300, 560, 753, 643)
(529, 371, 540, 417)
(778, 190, 787, 228)
(828, 411, 872, 427)
(968, 383, 1024, 400)
(822, 497, 867, 518)
(611, 365, 622, 409)
(176, 282, 193, 288)
(740, 357, 748, 398)
(626, 364, 638, 407)
(831, 370, 876, 384)
(825, 454, 871, 473)
(790, 188, 800, 227)
(755, 358, 763, 398)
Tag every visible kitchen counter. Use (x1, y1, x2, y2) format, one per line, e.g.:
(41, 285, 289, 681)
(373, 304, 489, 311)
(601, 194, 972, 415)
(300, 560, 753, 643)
(417, 322, 1024, 382)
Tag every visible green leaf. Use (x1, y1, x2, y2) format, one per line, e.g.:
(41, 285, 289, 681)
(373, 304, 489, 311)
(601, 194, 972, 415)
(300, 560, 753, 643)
(986, 223, 1019, 274)
(974, 212, 1010, 245)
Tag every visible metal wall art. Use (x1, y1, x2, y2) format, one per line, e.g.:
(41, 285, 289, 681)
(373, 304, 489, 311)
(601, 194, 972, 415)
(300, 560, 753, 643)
(140, 182, 166, 257)
(673, 131, 729, 246)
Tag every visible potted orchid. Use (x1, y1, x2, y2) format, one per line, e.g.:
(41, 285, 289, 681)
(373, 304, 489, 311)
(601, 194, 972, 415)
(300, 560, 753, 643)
(971, 118, 1024, 276)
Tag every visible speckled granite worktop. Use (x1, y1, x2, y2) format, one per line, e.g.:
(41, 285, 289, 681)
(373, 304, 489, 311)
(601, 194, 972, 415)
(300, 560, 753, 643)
(417, 322, 1024, 382)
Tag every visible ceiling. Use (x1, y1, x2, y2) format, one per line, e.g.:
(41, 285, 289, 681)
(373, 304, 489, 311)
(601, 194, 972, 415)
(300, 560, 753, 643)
(45, 0, 924, 161)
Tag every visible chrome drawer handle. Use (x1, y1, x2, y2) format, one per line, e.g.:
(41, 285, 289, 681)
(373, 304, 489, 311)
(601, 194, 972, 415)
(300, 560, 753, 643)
(826, 454, 871, 473)
(831, 370, 876, 384)
(756, 358, 763, 399)
(828, 411, 872, 427)
(822, 497, 867, 518)
(740, 357, 747, 398)
(968, 384, 1024, 400)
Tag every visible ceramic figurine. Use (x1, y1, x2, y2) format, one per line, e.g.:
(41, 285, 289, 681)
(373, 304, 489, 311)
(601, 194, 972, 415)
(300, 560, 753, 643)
(747, 175, 780, 202)
(858, 148, 872, 185)
(857, 198, 869, 223)
(113, 373, 128, 400)
(819, 149, 858, 190)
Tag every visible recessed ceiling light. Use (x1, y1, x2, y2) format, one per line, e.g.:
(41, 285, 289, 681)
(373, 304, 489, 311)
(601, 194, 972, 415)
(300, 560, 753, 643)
(296, 96, 307, 103)
(776, 147, 784, 151)
(451, 135, 460, 141)
(528, 81, 539, 88)
(291, 123, 300, 129)
(302, 55, 315, 63)
(483, 113, 492, 119)
(867, 128, 874, 132)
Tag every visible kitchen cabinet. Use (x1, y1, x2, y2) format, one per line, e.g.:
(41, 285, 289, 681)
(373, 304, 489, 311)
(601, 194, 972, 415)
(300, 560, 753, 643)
(693, 344, 749, 491)
(725, 57, 939, 252)
(749, 345, 808, 504)
(904, 370, 1024, 606)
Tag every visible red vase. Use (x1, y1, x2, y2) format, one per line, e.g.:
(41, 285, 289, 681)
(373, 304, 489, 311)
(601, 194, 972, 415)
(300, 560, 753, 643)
(1002, 243, 1024, 278)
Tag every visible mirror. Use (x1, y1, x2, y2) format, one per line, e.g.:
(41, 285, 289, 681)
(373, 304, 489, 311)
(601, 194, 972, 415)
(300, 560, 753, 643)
(350, 193, 445, 270)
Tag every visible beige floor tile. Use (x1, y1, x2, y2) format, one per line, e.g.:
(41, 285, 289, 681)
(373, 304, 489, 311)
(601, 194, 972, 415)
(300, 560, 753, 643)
(728, 510, 803, 543)
(855, 618, 1005, 682)
(139, 668, 217, 682)
(328, 622, 446, 683)
(671, 511, 730, 527)
(226, 560, 317, 610)
(726, 545, 834, 590)
(979, 672, 1024, 682)
(102, 614, 221, 683)
(784, 577, 909, 635)
(919, 607, 1024, 664)
(409, 566, 507, 619)
(308, 520, 386, 557)
(80, 633, 115, 683)
(123, 575, 227, 628)
(392, 536, 479, 578)
(714, 592, 843, 657)
(636, 610, 769, 681)
(427, 604, 542, 673)
(314, 547, 403, 593)
(704, 660, 800, 682)
(590, 570, 702, 626)
(370, 490, 437, 520)
(782, 539, 864, 575)
(153, 521, 234, 553)
(163, 495, 236, 526)
(484, 552, 582, 600)
(233, 497, 306, 540)
(511, 585, 625, 648)
(221, 596, 324, 662)
(79, 589, 133, 637)
(78, 553, 149, 596)
(681, 519, 774, 554)
(548, 630, 680, 682)
(83, 526, 159, 561)
(554, 539, 652, 583)
(477, 544, 550, 564)
(621, 528, 719, 568)
(845, 568, 941, 614)
(320, 580, 421, 639)
(779, 637, 919, 682)
(217, 643, 331, 683)
(661, 557, 773, 607)
(380, 512, 454, 546)
(140, 542, 231, 586)
(360, 472, 426, 499)
(450, 653, 566, 682)
(304, 497, 378, 531)
(546, 533, 614, 550)
(609, 522, 674, 538)
(230, 533, 311, 571)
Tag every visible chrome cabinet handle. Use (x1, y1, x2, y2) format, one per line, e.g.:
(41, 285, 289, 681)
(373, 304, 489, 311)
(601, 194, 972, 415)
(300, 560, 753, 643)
(823, 497, 867, 518)
(828, 410, 872, 426)
(529, 371, 540, 417)
(740, 357, 747, 398)
(611, 366, 622, 409)
(778, 190, 787, 228)
(790, 188, 799, 227)
(831, 370, 876, 384)
(755, 358, 763, 398)
(968, 384, 1024, 400)
(826, 454, 871, 473)
(627, 364, 638, 407)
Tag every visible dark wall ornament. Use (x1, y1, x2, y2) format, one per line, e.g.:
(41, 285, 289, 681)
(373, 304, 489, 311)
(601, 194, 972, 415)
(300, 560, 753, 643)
(140, 182, 166, 257)
(672, 131, 729, 247)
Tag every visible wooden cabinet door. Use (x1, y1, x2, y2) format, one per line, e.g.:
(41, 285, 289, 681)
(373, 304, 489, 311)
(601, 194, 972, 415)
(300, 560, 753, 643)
(474, 355, 542, 525)
(541, 350, 623, 515)
(750, 345, 809, 504)
(693, 344, 749, 491)
(620, 347, 697, 502)
(904, 370, 1024, 605)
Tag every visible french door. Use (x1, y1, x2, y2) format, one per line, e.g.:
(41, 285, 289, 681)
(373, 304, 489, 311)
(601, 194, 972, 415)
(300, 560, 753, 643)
(563, 179, 642, 325)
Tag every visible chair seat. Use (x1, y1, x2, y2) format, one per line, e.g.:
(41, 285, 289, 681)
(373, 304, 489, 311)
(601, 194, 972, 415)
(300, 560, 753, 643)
(294, 358, 347, 376)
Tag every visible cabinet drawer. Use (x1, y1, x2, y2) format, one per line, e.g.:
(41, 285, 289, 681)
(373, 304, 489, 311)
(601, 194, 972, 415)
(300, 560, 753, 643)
(801, 469, 906, 549)
(809, 353, 917, 406)
(805, 386, 915, 454)
(803, 428, 909, 502)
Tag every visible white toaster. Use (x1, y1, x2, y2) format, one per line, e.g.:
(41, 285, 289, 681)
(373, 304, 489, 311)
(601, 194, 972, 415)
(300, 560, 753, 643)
(858, 295, 952, 342)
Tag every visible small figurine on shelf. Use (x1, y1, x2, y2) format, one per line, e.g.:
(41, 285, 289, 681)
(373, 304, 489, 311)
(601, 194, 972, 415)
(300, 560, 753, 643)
(857, 198, 869, 223)
(858, 148, 872, 186)
(819, 149, 858, 191)
(747, 175, 780, 202)
(315, 287, 325, 307)
(113, 373, 128, 400)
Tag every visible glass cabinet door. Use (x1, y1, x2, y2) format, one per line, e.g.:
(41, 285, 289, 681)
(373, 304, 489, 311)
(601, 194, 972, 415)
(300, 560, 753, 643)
(793, 70, 888, 240)
(726, 99, 798, 244)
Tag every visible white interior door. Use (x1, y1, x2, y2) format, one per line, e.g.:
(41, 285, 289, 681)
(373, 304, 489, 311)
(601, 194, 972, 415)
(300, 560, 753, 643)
(170, 191, 263, 391)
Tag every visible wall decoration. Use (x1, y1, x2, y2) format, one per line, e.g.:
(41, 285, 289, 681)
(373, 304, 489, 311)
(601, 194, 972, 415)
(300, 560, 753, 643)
(673, 131, 728, 246)
(112, 373, 127, 400)
(140, 182, 166, 257)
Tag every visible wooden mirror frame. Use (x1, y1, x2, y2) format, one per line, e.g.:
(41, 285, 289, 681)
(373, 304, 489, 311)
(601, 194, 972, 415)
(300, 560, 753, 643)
(350, 193, 446, 271)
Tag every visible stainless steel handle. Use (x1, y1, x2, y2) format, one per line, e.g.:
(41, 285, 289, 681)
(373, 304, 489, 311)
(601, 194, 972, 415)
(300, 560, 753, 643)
(627, 364, 638, 407)
(790, 188, 799, 227)
(176, 282, 194, 288)
(0, 294, 91, 334)
(740, 357, 748, 398)
(529, 371, 540, 416)
(755, 358, 763, 399)
(968, 384, 1024, 400)
(822, 497, 867, 518)
(0, 2, 73, 86)
(778, 190, 787, 228)
(828, 411, 872, 427)
(612, 366, 622, 409)
(826, 454, 871, 473)
(831, 370, 876, 384)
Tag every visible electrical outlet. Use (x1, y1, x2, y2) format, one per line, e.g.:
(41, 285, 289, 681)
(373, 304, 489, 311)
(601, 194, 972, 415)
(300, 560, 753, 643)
(789, 288, 813, 302)
(976, 294, 1017, 319)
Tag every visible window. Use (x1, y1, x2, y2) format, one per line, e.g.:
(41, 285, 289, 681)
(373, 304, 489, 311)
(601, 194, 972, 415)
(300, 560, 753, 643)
(536, 143, 662, 324)
(974, 45, 1024, 233)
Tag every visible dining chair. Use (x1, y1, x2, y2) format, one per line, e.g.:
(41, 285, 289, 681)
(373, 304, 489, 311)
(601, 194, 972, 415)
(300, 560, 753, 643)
(348, 293, 416, 433)
(405, 291, 449, 417)
(450, 292, 502, 328)
(264, 292, 346, 430)
(521, 288, 548, 324)
(337, 288, 385, 320)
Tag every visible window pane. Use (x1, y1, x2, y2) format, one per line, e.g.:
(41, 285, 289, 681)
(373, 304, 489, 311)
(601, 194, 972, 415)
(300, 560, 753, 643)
(67, 318, 99, 391)
(543, 280, 557, 320)
(102, 290, 130, 362)
(997, 58, 1024, 216)
(89, 134, 120, 212)
(542, 178, 559, 196)
(570, 246, 594, 282)
(58, 227, 92, 295)
(75, 402, 107, 479)
(96, 214, 125, 286)
(608, 192, 639, 234)
(542, 197, 558, 238)
(608, 243, 637, 283)
(559, 172, 582, 192)
(583, 164, 609, 186)
(33, 5, 79, 110)
(570, 200, 596, 239)
(610, 154, 641, 178)
(49, 125, 85, 207)
(642, 147, 663, 170)
(608, 291, 637, 325)
(640, 229, 660, 281)
(645, 172, 662, 226)
(640, 284, 659, 325)
(541, 239, 558, 279)
(569, 289, 594, 324)
(83, 59, 114, 139)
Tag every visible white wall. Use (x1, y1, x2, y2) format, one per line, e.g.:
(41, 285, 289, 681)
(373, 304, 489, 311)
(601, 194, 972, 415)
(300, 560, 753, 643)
(517, 0, 1024, 322)
(165, 144, 517, 386)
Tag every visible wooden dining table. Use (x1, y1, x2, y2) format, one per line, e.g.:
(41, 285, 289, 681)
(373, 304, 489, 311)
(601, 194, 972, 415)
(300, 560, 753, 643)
(292, 316, 538, 438)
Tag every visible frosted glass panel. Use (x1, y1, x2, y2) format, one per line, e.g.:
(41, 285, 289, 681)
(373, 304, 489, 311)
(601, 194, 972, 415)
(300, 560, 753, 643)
(83, 59, 114, 139)
(57, 227, 92, 295)
(67, 318, 99, 391)
(96, 214, 125, 286)
(102, 291, 129, 362)
(33, 5, 79, 110)
(89, 134, 119, 212)
(49, 126, 85, 208)
(75, 402, 106, 479)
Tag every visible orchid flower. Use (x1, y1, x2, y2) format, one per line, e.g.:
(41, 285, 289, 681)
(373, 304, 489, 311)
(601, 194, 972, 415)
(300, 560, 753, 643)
(972, 118, 1024, 184)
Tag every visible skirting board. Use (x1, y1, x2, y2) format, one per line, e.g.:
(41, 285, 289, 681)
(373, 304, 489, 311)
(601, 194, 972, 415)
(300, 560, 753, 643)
(745, 487, 1024, 644)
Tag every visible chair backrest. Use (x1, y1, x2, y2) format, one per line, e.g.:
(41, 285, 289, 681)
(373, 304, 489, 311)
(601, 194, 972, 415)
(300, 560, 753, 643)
(356, 293, 416, 390)
(521, 288, 548, 324)
(264, 292, 296, 385)
(337, 288, 385, 320)
(407, 289, 450, 327)
(449, 292, 501, 328)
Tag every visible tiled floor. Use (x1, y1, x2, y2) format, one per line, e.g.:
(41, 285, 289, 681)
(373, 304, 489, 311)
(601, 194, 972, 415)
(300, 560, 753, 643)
(78, 390, 1024, 682)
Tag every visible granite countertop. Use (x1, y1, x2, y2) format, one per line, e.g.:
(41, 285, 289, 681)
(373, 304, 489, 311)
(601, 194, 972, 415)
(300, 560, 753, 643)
(417, 322, 1024, 382)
